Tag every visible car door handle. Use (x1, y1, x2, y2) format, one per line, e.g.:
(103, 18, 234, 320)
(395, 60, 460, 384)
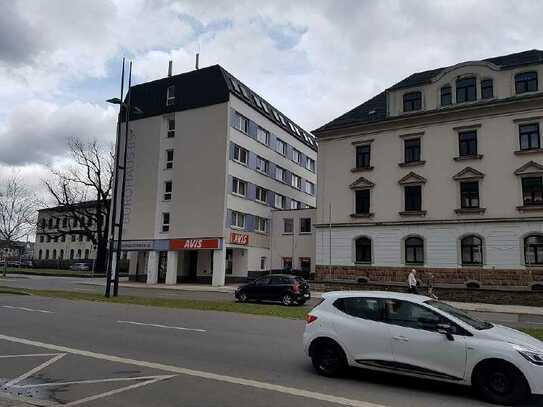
(392, 336, 409, 342)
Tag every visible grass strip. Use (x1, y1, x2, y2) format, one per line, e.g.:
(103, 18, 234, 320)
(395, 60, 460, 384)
(0, 286, 308, 319)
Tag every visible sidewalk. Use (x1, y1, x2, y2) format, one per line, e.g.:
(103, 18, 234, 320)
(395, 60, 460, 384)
(82, 281, 543, 317)
(0, 393, 46, 407)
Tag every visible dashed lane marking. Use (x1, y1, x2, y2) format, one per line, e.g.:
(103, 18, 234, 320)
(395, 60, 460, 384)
(1, 305, 53, 314)
(117, 320, 207, 333)
(0, 333, 387, 407)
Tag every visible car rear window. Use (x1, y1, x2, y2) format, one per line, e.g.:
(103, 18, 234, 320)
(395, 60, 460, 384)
(333, 297, 383, 321)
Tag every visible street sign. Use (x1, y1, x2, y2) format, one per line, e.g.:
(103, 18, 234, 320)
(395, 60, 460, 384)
(169, 238, 222, 250)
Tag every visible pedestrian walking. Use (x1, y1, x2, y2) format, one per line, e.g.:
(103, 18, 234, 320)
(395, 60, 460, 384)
(407, 268, 418, 294)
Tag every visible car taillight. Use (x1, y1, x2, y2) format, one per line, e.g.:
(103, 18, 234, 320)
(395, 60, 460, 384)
(292, 283, 300, 294)
(305, 314, 317, 324)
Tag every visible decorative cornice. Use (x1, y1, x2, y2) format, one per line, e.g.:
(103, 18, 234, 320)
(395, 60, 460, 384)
(514, 160, 543, 175)
(349, 176, 375, 189)
(398, 172, 427, 185)
(453, 166, 485, 180)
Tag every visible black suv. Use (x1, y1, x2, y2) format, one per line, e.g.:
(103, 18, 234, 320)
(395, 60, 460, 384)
(235, 274, 310, 306)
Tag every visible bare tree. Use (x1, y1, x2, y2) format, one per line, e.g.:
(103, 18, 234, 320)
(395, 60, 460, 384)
(39, 137, 113, 273)
(0, 174, 38, 277)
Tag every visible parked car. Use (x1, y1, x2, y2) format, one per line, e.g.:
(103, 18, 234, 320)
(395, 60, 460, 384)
(70, 263, 90, 272)
(304, 291, 543, 405)
(235, 274, 310, 306)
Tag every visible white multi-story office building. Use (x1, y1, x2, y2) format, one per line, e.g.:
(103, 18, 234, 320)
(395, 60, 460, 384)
(118, 64, 317, 286)
(313, 49, 543, 289)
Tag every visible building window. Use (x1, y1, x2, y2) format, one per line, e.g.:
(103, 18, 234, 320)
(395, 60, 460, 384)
(481, 79, 493, 99)
(283, 218, 293, 234)
(290, 199, 300, 209)
(256, 126, 269, 145)
(55, 218, 60, 229)
(275, 138, 287, 156)
(305, 157, 315, 172)
(519, 123, 540, 151)
(275, 166, 286, 183)
(355, 189, 370, 214)
(440, 85, 452, 106)
(165, 149, 174, 169)
(38, 249, 42, 260)
(70, 249, 74, 260)
(59, 249, 64, 260)
(515, 72, 538, 94)
(46, 235, 51, 243)
(403, 91, 422, 112)
(45, 249, 49, 260)
(461, 235, 483, 265)
(61, 235, 66, 242)
(255, 216, 267, 233)
(300, 218, 311, 233)
(48, 218, 53, 229)
(166, 85, 175, 106)
(522, 177, 543, 206)
(292, 148, 301, 164)
(405, 185, 422, 211)
(162, 212, 170, 233)
(525, 234, 543, 265)
(167, 117, 175, 138)
(460, 181, 480, 208)
(356, 145, 371, 169)
(84, 249, 89, 260)
(456, 77, 476, 103)
(62, 218, 68, 228)
(260, 256, 266, 270)
(71, 234, 76, 242)
(405, 237, 424, 264)
(52, 249, 57, 260)
(78, 235, 83, 242)
(233, 144, 248, 165)
(305, 181, 315, 195)
(282, 257, 292, 270)
(275, 194, 285, 209)
(291, 174, 302, 189)
(459, 130, 478, 157)
(255, 186, 267, 203)
(40, 235, 44, 243)
(231, 211, 245, 229)
(355, 237, 371, 263)
(232, 177, 247, 197)
(256, 156, 269, 174)
(77, 249, 82, 259)
(404, 138, 421, 163)
(164, 181, 172, 201)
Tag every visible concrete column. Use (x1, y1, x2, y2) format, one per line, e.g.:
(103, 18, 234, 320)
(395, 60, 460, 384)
(212, 248, 226, 287)
(146, 251, 159, 284)
(111, 252, 117, 279)
(128, 251, 138, 281)
(166, 251, 178, 285)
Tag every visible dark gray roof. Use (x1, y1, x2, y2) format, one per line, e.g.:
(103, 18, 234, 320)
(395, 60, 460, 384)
(39, 199, 111, 213)
(315, 49, 543, 134)
(125, 65, 317, 151)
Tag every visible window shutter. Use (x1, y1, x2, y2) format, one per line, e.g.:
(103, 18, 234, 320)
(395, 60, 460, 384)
(247, 183, 256, 200)
(229, 142, 236, 161)
(248, 120, 257, 138)
(267, 191, 275, 207)
(245, 214, 255, 232)
(248, 151, 257, 170)
(230, 109, 238, 129)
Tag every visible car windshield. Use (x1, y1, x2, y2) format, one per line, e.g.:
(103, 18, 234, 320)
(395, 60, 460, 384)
(425, 300, 493, 330)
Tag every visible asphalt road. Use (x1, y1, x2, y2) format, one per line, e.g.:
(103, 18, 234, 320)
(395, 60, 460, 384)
(0, 293, 542, 406)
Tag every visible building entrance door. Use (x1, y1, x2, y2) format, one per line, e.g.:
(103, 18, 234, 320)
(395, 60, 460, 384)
(157, 251, 167, 283)
(225, 249, 233, 275)
(184, 251, 198, 282)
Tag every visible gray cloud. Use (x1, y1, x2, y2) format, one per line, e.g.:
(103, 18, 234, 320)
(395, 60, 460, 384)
(0, 2, 42, 65)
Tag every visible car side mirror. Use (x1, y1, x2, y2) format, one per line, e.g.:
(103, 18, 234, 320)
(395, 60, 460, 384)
(437, 323, 455, 341)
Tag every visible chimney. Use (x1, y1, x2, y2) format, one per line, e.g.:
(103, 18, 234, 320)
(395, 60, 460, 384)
(195, 53, 199, 70)
(168, 60, 173, 77)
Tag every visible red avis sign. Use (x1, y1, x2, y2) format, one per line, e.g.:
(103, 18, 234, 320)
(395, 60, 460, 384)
(169, 238, 221, 250)
(230, 232, 249, 245)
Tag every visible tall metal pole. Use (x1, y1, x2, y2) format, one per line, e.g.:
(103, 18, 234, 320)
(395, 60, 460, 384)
(113, 61, 133, 297)
(328, 203, 332, 281)
(105, 58, 125, 298)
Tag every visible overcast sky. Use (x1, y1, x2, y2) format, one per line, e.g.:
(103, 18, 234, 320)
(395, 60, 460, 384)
(2, 0, 543, 189)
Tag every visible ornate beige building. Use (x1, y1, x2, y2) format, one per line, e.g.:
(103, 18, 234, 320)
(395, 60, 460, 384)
(313, 49, 543, 289)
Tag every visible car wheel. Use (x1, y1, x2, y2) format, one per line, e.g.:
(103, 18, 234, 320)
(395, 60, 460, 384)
(474, 360, 530, 405)
(281, 294, 293, 306)
(237, 292, 248, 303)
(311, 341, 347, 377)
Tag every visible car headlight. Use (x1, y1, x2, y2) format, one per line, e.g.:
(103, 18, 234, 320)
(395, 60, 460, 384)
(513, 344, 543, 366)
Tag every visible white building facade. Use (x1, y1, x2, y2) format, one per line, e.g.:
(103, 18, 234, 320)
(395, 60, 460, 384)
(117, 65, 317, 286)
(313, 50, 543, 289)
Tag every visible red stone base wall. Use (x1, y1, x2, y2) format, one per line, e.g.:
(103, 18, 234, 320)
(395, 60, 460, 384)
(315, 265, 543, 288)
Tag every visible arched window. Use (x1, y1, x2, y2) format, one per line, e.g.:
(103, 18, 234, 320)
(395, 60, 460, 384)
(355, 237, 372, 263)
(77, 249, 82, 259)
(52, 249, 57, 260)
(440, 85, 452, 106)
(403, 91, 422, 112)
(461, 235, 483, 265)
(84, 249, 89, 260)
(45, 249, 50, 260)
(70, 249, 74, 260)
(38, 249, 42, 260)
(405, 237, 424, 264)
(525, 234, 543, 265)
(59, 249, 64, 260)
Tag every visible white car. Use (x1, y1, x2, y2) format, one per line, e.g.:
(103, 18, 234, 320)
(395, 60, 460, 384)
(304, 291, 543, 405)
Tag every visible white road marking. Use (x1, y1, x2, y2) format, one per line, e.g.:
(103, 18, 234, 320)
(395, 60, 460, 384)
(1, 305, 53, 314)
(12, 374, 176, 389)
(0, 333, 386, 407)
(0, 353, 60, 358)
(60, 375, 175, 407)
(4, 353, 66, 387)
(117, 320, 207, 333)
